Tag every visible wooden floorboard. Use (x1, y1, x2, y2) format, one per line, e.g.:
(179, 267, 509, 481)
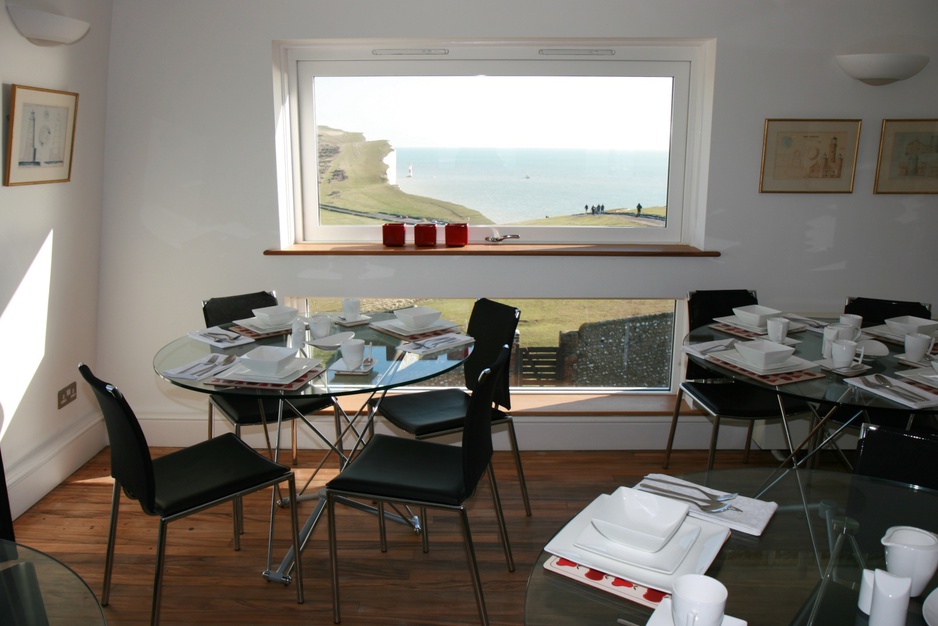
(12, 447, 847, 625)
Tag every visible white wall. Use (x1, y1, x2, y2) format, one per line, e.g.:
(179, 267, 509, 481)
(0, 0, 113, 518)
(99, 0, 938, 428)
(5, 0, 938, 516)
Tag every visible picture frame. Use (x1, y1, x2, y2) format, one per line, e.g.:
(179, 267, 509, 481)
(874, 119, 938, 194)
(759, 119, 861, 193)
(4, 84, 79, 186)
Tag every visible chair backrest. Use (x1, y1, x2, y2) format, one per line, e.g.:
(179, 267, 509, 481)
(685, 289, 758, 379)
(464, 298, 520, 410)
(854, 424, 938, 490)
(843, 297, 932, 328)
(461, 345, 511, 495)
(78, 364, 157, 514)
(202, 290, 278, 327)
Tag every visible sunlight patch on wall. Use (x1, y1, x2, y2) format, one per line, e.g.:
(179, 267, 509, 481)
(0, 230, 53, 441)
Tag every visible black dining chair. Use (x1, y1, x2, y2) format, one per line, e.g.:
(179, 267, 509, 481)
(843, 296, 932, 328)
(202, 290, 333, 465)
(326, 345, 514, 625)
(0, 561, 48, 626)
(664, 289, 810, 470)
(854, 423, 938, 490)
(78, 363, 304, 625)
(369, 298, 530, 515)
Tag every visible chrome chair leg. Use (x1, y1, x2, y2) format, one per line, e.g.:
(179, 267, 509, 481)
(707, 415, 721, 471)
(151, 519, 169, 626)
(487, 464, 514, 571)
(327, 493, 341, 624)
(101, 481, 121, 606)
(503, 418, 531, 516)
(458, 507, 489, 626)
(663, 387, 685, 469)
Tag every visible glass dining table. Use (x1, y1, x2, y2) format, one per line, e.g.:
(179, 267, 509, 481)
(153, 310, 472, 583)
(524, 468, 938, 625)
(685, 318, 938, 470)
(1, 539, 106, 625)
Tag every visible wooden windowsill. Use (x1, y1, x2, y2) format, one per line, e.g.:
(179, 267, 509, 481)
(327, 392, 698, 417)
(265, 243, 719, 257)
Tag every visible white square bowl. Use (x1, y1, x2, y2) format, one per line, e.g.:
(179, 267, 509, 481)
(251, 305, 298, 327)
(239, 345, 296, 374)
(589, 486, 689, 552)
(732, 304, 781, 328)
(393, 306, 442, 330)
(885, 315, 938, 337)
(735, 339, 795, 369)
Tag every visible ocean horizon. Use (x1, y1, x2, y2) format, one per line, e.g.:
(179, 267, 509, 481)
(393, 147, 669, 223)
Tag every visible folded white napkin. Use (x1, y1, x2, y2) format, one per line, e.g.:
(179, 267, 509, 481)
(400, 333, 475, 355)
(163, 355, 238, 380)
(187, 327, 254, 347)
(683, 338, 737, 358)
(846, 375, 938, 409)
(639, 474, 778, 536)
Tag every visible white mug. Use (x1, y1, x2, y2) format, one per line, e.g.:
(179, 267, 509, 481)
(671, 574, 727, 626)
(822, 325, 840, 359)
(831, 322, 861, 341)
(308, 314, 332, 339)
(340, 338, 365, 369)
(767, 317, 790, 343)
(858, 568, 875, 614)
(869, 569, 911, 626)
(342, 298, 361, 322)
(831, 339, 864, 369)
(904, 332, 935, 363)
(840, 313, 863, 329)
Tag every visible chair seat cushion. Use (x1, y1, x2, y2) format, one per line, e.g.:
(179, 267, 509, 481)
(682, 381, 808, 418)
(152, 433, 290, 517)
(326, 434, 469, 506)
(211, 395, 331, 426)
(373, 389, 471, 436)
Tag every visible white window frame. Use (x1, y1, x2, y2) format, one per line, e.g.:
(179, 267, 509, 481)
(273, 38, 715, 248)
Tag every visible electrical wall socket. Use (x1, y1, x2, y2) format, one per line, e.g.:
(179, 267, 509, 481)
(58, 381, 77, 409)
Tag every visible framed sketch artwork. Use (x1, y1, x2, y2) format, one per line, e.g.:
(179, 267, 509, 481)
(759, 119, 861, 193)
(4, 85, 79, 186)
(874, 119, 938, 194)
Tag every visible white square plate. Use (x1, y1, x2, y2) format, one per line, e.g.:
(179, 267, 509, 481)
(647, 598, 747, 626)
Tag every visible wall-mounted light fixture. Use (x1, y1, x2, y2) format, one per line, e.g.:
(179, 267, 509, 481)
(6, 3, 90, 46)
(835, 53, 929, 86)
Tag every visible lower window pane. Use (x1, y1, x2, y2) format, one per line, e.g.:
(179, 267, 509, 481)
(295, 297, 676, 391)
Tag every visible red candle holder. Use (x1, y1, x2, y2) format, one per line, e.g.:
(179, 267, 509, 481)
(414, 223, 437, 247)
(445, 223, 468, 247)
(382, 223, 405, 247)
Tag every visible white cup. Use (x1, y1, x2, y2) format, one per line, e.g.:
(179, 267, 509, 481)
(858, 568, 875, 614)
(340, 338, 365, 370)
(822, 325, 840, 359)
(670, 574, 727, 626)
(904, 332, 935, 363)
(831, 322, 861, 341)
(342, 298, 361, 322)
(869, 569, 911, 626)
(309, 314, 332, 339)
(831, 339, 864, 369)
(840, 313, 863, 330)
(767, 317, 790, 343)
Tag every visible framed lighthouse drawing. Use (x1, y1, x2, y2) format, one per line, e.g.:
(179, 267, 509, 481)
(759, 118, 860, 193)
(5, 85, 79, 186)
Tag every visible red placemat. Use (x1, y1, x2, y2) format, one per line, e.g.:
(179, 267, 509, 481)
(707, 354, 825, 386)
(205, 367, 324, 391)
(709, 322, 763, 339)
(369, 323, 462, 341)
(543, 556, 668, 609)
(230, 324, 292, 340)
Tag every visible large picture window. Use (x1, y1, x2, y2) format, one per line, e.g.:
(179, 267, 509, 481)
(278, 39, 714, 245)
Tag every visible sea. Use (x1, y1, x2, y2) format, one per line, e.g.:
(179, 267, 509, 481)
(393, 147, 669, 223)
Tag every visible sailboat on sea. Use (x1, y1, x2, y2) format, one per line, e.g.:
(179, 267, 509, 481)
(407, 164, 413, 177)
